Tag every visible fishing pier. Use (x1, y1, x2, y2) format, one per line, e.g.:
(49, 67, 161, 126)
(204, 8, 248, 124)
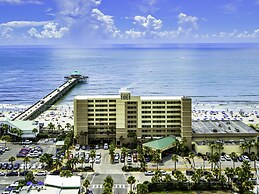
(13, 71, 88, 121)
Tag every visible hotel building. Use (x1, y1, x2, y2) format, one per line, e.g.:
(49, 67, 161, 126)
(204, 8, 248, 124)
(74, 91, 192, 147)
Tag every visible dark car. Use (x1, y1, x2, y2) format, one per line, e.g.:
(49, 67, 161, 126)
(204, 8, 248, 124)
(145, 157, 151, 162)
(2, 163, 8, 170)
(120, 157, 125, 163)
(50, 170, 60, 175)
(17, 153, 26, 158)
(7, 164, 13, 170)
(19, 171, 28, 176)
(13, 163, 20, 170)
(6, 171, 18, 176)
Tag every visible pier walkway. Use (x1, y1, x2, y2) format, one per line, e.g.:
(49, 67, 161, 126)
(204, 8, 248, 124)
(13, 78, 79, 121)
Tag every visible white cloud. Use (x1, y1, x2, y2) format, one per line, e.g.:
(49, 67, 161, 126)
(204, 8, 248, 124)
(91, 8, 120, 38)
(0, 27, 13, 39)
(57, 0, 101, 19)
(0, 21, 50, 28)
(0, 0, 42, 4)
(178, 13, 198, 31)
(134, 15, 163, 30)
(28, 23, 69, 39)
(124, 29, 144, 39)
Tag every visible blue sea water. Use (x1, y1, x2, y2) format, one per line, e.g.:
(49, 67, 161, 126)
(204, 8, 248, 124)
(1, 44, 259, 107)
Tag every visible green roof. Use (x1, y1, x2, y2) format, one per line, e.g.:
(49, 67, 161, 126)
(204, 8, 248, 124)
(6, 120, 37, 130)
(143, 136, 176, 151)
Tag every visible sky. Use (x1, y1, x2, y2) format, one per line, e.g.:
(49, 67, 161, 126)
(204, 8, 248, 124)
(0, 0, 259, 46)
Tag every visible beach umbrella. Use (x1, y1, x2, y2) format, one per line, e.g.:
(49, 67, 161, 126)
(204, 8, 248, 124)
(26, 181, 33, 186)
(37, 181, 44, 185)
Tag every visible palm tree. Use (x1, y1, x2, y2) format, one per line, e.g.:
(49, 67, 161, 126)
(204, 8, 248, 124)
(230, 152, 238, 168)
(121, 147, 127, 168)
(23, 156, 30, 172)
(136, 183, 148, 194)
(16, 129, 23, 143)
(171, 154, 178, 171)
(90, 149, 96, 169)
(152, 149, 161, 170)
(247, 139, 255, 155)
(127, 175, 136, 192)
(1, 124, 9, 135)
(83, 179, 90, 192)
(109, 143, 115, 163)
(151, 170, 162, 183)
(65, 123, 72, 131)
(240, 142, 248, 154)
(209, 141, 217, 155)
(163, 174, 172, 183)
(60, 169, 73, 177)
(188, 152, 195, 169)
(8, 156, 15, 165)
(48, 122, 55, 133)
(249, 152, 257, 171)
(191, 168, 203, 184)
(103, 175, 114, 193)
(32, 128, 38, 138)
(79, 157, 84, 169)
(53, 159, 62, 171)
(225, 167, 235, 186)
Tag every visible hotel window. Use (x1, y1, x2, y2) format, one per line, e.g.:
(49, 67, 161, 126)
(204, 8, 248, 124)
(167, 115, 180, 118)
(109, 113, 116, 116)
(88, 118, 94, 121)
(88, 100, 94, 102)
(127, 106, 136, 109)
(153, 125, 165, 128)
(88, 114, 94, 116)
(95, 104, 107, 107)
(142, 111, 151, 114)
(142, 115, 151, 118)
(96, 100, 108, 103)
(109, 104, 116, 107)
(153, 106, 165, 109)
(128, 116, 137, 119)
(142, 101, 151, 104)
(127, 111, 136, 114)
(96, 113, 108, 116)
(153, 101, 165, 104)
(142, 106, 151, 109)
(153, 115, 165, 118)
(142, 120, 151, 123)
(167, 101, 180, 104)
(88, 104, 94, 107)
(127, 120, 137, 123)
(109, 109, 116, 111)
(95, 109, 108, 112)
(109, 118, 116, 121)
(109, 100, 116, 102)
(167, 111, 181, 113)
(153, 120, 165, 123)
(153, 111, 165, 114)
(142, 125, 151, 128)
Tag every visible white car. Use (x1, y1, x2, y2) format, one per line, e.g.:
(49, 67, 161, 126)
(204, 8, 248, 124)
(145, 171, 154, 176)
(127, 157, 132, 162)
(95, 158, 101, 164)
(31, 163, 38, 169)
(104, 143, 108, 150)
(35, 171, 46, 176)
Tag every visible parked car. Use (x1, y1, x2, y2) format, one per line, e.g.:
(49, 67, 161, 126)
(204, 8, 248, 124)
(49, 170, 60, 175)
(13, 163, 20, 170)
(145, 171, 154, 176)
(224, 154, 231, 161)
(6, 171, 18, 176)
(35, 171, 46, 176)
(95, 158, 101, 164)
(104, 143, 108, 150)
(0, 172, 5, 176)
(7, 163, 13, 170)
(22, 140, 32, 145)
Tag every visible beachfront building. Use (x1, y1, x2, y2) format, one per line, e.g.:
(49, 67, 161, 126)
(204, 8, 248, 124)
(74, 90, 192, 147)
(192, 120, 258, 154)
(0, 120, 39, 139)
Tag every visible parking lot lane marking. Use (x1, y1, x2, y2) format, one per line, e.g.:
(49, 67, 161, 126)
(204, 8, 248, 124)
(90, 173, 96, 184)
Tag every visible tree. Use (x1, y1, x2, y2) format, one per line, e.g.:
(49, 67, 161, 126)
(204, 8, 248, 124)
(103, 175, 114, 194)
(249, 152, 257, 171)
(171, 154, 178, 171)
(1, 135, 11, 142)
(89, 149, 96, 169)
(151, 170, 162, 183)
(235, 161, 254, 194)
(83, 179, 90, 192)
(23, 156, 30, 172)
(32, 128, 38, 138)
(225, 167, 235, 186)
(25, 171, 35, 183)
(48, 122, 55, 133)
(230, 152, 238, 168)
(53, 159, 62, 171)
(127, 175, 136, 192)
(60, 170, 73, 177)
(163, 173, 172, 183)
(8, 156, 15, 165)
(188, 152, 195, 169)
(121, 147, 127, 168)
(39, 153, 53, 168)
(16, 129, 23, 143)
(191, 168, 203, 184)
(1, 124, 9, 135)
(209, 141, 217, 155)
(137, 183, 148, 194)
(152, 149, 161, 170)
(109, 143, 116, 163)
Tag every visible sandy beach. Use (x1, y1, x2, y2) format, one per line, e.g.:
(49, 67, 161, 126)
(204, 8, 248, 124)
(1, 102, 259, 131)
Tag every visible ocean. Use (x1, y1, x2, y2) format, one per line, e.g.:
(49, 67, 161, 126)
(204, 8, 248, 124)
(1, 44, 259, 108)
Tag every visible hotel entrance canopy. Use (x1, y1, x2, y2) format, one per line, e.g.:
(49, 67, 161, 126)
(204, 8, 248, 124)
(143, 136, 176, 152)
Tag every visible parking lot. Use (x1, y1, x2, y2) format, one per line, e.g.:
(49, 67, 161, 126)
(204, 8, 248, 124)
(0, 141, 56, 193)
